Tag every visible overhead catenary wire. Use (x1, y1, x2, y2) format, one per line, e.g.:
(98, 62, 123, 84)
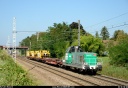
(16, 31, 42, 33)
(108, 23, 128, 29)
(17, 11, 128, 35)
(88, 21, 128, 35)
(17, 12, 128, 44)
(85, 12, 128, 29)
(83, 12, 128, 38)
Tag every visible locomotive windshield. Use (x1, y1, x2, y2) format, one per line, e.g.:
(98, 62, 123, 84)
(66, 46, 83, 53)
(75, 46, 83, 52)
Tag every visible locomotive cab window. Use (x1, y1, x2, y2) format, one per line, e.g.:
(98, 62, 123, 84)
(66, 47, 71, 53)
(66, 46, 83, 53)
(78, 47, 83, 52)
(66, 46, 75, 53)
(75, 46, 83, 52)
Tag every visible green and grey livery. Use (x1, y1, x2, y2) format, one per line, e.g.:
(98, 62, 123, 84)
(63, 46, 102, 74)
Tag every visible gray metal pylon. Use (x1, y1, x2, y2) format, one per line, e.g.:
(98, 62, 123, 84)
(12, 17, 16, 63)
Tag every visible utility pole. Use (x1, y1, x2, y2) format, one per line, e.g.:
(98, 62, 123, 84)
(12, 17, 16, 63)
(36, 32, 39, 42)
(78, 20, 80, 46)
(69, 27, 72, 45)
(30, 41, 31, 50)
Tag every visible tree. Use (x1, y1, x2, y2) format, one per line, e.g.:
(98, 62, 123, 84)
(20, 22, 71, 58)
(20, 21, 106, 58)
(113, 30, 120, 41)
(46, 22, 70, 58)
(108, 35, 128, 67)
(113, 30, 127, 41)
(100, 26, 109, 40)
(71, 35, 105, 56)
(95, 31, 99, 38)
(69, 22, 86, 34)
(69, 22, 87, 45)
(69, 22, 83, 29)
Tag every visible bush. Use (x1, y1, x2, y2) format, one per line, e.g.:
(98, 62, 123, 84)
(108, 37, 128, 67)
(0, 50, 36, 86)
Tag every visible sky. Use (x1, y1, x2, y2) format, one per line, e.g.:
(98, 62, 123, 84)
(0, 0, 128, 46)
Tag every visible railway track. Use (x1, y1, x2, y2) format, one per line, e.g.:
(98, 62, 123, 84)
(17, 57, 99, 86)
(93, 74, 128, 86)
(17, 56, 128, 86)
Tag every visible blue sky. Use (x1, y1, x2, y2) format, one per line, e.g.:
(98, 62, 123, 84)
(0, 0, 128, 46)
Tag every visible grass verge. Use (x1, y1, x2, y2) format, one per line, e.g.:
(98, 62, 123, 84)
(0, 50, 37, 86)
(98, 57, 128, 81)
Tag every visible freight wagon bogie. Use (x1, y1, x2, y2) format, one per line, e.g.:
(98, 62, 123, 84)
(44, 58, 63, 67)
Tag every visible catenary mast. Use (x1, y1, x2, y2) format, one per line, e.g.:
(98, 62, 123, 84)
(12, 17, 16, 63)
(6, 36, 10, 54)
(78, 20, 80, 46)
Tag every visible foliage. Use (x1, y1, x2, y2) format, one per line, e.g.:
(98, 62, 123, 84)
(69, 22, 86, 34)
(113, 30, 127, 41)
(69, 22, 83, 29)
(98, 57, 128, 80)
(71, 35, 105, 56)
(0, 50, 36, 86)
(46, 22, 70, 58)
(108, 35, 128, 67)
(20, 21, 105, 58)
(100, 26, 109, 40)
(95, 31, 99, 38)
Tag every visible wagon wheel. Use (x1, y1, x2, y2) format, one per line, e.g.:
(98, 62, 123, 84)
(78, 69, 83, 73)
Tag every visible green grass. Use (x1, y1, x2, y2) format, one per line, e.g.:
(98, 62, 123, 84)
(98, 57, 128, 81)
(0, 50, 37, 86)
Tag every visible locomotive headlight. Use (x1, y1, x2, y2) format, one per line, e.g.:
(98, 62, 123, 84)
(63, 60, 65, 62)
(97, 62, 102, 65)
(84, 63, 88, 65)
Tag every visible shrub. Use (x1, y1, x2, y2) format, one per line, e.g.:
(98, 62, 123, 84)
(108, 37, 128, 67)
(0, 50, 35, 86)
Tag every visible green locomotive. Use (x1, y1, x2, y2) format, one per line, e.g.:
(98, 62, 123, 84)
(63, 46, 102, 74)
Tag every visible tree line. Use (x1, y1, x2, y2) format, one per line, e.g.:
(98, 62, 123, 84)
(20, 21, 128, 67)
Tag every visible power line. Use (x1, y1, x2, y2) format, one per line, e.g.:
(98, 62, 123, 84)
(88, 21, 128, 34)
(108, 24, 128, 29)
(85, 12, 128, 28)
(109, 20, 128, 26)
(16, 31, 45, 42)
(16, 31, 42, 32)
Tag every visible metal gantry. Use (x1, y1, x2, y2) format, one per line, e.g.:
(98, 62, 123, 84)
(12, 17, 16, 63)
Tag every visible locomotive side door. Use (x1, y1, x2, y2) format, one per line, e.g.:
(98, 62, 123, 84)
(68, 53, 72, 64)
(65, 47, 74, 64)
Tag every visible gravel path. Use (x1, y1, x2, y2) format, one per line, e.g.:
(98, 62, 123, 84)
(17, 58, 80, 86)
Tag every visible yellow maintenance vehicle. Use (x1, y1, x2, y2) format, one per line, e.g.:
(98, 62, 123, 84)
(26, 50, 50, 60)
